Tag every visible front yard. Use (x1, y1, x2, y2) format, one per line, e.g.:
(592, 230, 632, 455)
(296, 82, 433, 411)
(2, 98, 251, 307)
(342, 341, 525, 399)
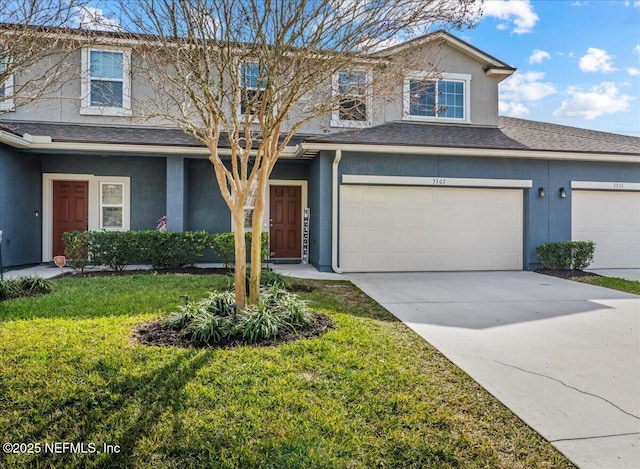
(0, 274, 574, 468)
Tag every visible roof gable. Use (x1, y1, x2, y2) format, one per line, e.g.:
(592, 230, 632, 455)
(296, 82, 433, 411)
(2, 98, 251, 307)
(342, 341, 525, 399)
(374, 30, 515, 77)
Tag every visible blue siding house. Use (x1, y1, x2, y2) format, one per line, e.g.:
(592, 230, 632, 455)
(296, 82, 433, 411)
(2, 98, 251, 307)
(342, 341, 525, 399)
(1, 31, 639, 272)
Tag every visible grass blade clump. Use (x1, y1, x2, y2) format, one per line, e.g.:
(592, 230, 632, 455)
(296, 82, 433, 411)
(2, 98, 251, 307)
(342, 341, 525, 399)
(163, 285, 314, 345)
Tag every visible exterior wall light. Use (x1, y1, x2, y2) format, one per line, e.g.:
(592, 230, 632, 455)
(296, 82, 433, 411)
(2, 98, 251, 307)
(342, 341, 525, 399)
(538, 187, 545, 198)
(559, 188, 567, 198)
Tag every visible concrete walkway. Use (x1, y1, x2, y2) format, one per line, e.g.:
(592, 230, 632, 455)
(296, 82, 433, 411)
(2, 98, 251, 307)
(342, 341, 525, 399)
(347, 271, 640, 469)
(1, 262, 344, 281)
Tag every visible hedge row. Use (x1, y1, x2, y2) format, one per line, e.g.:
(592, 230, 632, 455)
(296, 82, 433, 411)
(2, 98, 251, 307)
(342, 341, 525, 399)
(536, 241, 595, 271)
(62, 230, 270, 272)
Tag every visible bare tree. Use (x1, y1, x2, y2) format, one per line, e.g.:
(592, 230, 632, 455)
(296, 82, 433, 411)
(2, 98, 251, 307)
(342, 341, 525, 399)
(0, 1, 92, 115)
(121, 0, 480, 307)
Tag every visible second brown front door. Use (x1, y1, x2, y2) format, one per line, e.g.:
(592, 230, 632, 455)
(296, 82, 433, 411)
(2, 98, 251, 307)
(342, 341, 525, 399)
(269, 185, 301, 258)
(52, 180, 88, 257)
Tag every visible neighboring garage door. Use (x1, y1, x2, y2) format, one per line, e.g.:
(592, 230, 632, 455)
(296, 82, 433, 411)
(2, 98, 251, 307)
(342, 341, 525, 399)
(339, 185, 523, 272)
(572, 190, 640, 268)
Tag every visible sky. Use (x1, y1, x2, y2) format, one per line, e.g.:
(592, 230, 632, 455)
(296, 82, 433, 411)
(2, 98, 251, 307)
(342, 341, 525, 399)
(462, 0, 640, 136)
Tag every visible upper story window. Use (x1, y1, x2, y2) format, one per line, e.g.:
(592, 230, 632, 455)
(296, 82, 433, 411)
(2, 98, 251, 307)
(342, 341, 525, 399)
(240, 61, 266, 116)
(0, 54, 14, 112)
(81, 48, 131, 116)
(403, 72, 471, 123)
(331, 70, 371, 128)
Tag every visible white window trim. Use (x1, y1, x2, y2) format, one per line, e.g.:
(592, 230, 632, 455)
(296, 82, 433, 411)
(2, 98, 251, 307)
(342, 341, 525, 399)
(80, 47, 132, 117)
(42, 173, 131, 261)
(402, 71, 471, 124)
(0, 58, 14, 112)
(99, 181, 129, 231)
(331, 69, 372, 128)
(239, 60, 268, 119)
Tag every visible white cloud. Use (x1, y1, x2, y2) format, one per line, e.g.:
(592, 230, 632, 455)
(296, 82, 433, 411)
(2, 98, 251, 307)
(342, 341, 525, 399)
(623, 1, 640, 6)
(635, 45, 640, 55)
(529, 49, 550, 64)
(499, 101, 529, 117)
(76, 7, 122, 32)
(579, 48, 616, 73)
(501, 71, 557, 102)
(499, 71, 556, 118)
(483, 0, 539, 34)
(553, 82, 634, 120)
(628, 67, 640, 76)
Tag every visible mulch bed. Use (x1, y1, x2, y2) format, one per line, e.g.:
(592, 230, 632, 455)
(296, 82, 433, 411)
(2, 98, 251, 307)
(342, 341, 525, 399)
(536, 269, 601, 280)
(132, 312, 334, 349)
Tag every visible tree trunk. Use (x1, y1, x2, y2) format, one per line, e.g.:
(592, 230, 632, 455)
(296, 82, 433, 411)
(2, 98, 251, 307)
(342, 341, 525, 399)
(248, 175, 268, 305)
(231, 207, 247, 307)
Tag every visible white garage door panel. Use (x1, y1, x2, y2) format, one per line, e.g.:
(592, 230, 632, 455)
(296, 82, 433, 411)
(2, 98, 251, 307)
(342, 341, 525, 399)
(572, 191, 640, 268)
(339, 185, 523, 272)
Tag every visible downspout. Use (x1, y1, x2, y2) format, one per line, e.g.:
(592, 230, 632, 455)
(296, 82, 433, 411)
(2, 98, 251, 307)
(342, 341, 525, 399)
(331, 149, 342, 273)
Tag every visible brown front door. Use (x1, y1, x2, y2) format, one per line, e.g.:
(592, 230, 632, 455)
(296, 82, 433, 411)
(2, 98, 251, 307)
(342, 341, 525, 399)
(269, 185, 301, 258)
(52, 180, 88, 256)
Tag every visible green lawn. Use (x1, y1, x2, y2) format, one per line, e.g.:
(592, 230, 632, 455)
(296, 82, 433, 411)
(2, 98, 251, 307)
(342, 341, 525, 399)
(0, 274, 574, 468)
(575, 276, 640, 295)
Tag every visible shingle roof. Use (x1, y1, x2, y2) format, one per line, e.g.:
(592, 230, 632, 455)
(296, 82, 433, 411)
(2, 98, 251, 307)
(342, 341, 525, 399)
(306, 117, 640, 156)
(0, 121, 310, 148)
(1, 117, 638, 157)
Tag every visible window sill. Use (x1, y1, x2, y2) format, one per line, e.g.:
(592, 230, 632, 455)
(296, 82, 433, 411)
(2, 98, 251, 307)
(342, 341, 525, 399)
(0, 101, 15, 112)
(80, 106, 132, 117)
(402, 115, 470, 125)
(330, 119, 371, 129)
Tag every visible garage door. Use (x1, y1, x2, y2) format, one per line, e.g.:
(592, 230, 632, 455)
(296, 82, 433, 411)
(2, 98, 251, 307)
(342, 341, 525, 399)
(339, 185, 523, 272)
(572, 190, 640, 268)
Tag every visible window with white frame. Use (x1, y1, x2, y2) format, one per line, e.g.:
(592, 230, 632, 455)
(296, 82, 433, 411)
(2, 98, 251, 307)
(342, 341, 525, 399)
(81, 48, 131, 116)
(0, 53, 14, 111)
(403, 72, 470, 122)
(240, 61, 266, 116)
(331, 70, 371, 127)
(100, 182, 126, 230)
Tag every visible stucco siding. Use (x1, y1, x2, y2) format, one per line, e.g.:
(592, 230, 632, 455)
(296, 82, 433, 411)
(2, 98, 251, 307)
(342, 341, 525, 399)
(308, 152, 334, 271)
(41, 153, 166, 231)
(0, 146, 42, 267)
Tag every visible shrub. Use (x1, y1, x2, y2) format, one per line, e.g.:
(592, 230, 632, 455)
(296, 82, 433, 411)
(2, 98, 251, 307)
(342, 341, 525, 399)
(0, 276, 54, 301)
(63, 231, 92, 272)
(141, 230, 209, 269)
(210, 232, 235, 268)
(536, 241, 595, 271)
(91, 231, 141, 271)
(210, 231, 271, 267)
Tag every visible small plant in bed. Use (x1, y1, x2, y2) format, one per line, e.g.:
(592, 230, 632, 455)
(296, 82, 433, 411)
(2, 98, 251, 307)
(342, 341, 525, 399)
(135, 285, 332, 348)
(0, 276, 54, 301)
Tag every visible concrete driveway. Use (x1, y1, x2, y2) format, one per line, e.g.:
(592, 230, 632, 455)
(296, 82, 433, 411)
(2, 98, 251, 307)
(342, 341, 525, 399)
(347, 271, 640, 469)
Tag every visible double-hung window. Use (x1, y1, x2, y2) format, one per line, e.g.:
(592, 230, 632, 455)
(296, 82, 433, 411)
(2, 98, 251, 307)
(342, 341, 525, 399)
(0, 53, 14, 112)
(100, 181, 129, 230)
(331, 70, 371, 127)
(81, 48, 131, 116)
(403, 72, 470, 123)
(240, 61, 266, 116)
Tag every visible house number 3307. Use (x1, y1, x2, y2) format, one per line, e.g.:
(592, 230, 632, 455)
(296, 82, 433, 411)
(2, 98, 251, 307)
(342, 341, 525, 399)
(432, 178, 446, 185)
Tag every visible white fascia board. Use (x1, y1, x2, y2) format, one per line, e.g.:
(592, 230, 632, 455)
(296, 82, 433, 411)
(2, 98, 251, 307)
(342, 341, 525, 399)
(0, 130, 31, 148)
(571, 181, 640, 191)
(298, 142, 640, 163)
(12, 139, 299, 158)
(342, 174, 532, 188)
